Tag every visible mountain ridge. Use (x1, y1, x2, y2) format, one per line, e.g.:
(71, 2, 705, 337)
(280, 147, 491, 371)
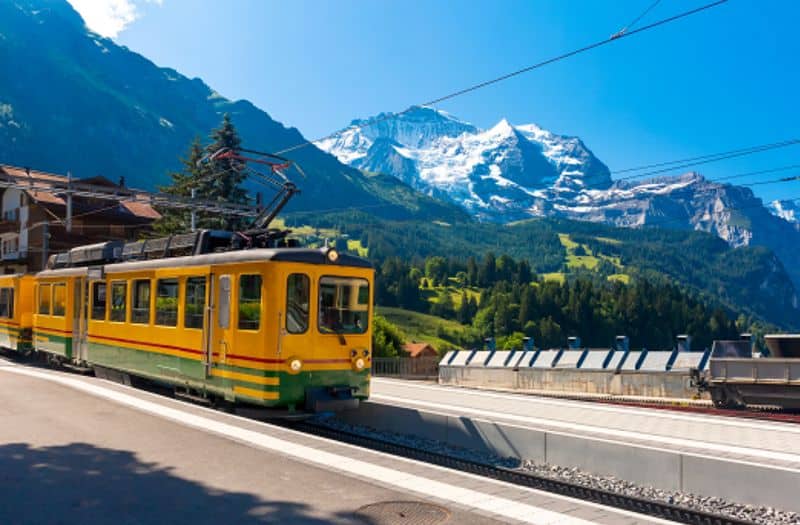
(0, 0, 466, 222)
(319, 107, 800, 288)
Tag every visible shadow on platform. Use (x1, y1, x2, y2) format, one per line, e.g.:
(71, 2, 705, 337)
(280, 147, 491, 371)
(0, 442, 375, 525)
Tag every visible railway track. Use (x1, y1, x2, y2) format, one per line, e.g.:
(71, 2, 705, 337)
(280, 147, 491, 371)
(290, 420, 757, 525)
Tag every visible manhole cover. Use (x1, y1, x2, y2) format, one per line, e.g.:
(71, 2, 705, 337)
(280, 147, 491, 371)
(354, 501, 451, 525)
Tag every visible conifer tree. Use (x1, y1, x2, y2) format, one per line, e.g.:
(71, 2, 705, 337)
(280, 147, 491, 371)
(153, 137, 204, 234)
(154, 114, 251, 233)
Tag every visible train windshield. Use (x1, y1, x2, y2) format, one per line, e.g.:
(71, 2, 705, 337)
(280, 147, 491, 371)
(318, 276, 369, 334)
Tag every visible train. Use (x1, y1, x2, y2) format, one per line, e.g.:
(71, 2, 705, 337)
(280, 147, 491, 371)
(0, 229, 374, 413)
(705, 335, 800, 409)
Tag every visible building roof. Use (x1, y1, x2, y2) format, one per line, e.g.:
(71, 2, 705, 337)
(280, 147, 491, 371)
(0, 164, 160, 221)
(402, 342, 436, 357)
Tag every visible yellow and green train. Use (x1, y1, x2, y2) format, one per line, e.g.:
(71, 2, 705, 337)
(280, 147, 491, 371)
(0, 241, 374, 412)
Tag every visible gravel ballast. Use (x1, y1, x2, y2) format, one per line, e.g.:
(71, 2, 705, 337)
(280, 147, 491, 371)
(314, 414, 800, 525)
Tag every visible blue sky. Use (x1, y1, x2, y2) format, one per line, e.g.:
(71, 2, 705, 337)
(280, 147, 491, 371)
(71, 0, 799, 203)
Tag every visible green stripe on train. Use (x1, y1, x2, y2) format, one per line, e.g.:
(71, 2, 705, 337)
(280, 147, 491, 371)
(33, 330, 72, 359)
(86, 341, 368, 407)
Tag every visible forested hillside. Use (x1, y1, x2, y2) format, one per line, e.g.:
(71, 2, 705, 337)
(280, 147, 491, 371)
(286, 211, 800, 331)
(0, 0, 465, 221)
(373, 252, 743, 354)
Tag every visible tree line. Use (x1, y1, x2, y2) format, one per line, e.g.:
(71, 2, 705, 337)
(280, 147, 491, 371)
(374, 252, 743, 353)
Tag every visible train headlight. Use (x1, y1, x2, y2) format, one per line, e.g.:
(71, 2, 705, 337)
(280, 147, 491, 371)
(326, 248, 339, 263)
(354, 358, 366, 371)
(288, 358, 303, 374)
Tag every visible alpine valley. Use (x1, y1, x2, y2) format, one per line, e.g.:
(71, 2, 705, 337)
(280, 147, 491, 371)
(319, 107, 800, 290)
(1, 0, 798, 329)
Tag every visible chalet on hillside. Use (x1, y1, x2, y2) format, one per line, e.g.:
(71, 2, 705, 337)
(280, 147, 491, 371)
(0, 165, 161, 272)
(402, 342, 438, 358)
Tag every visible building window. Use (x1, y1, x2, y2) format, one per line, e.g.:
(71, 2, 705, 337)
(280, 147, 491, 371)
(110, 281, 127, 322)
(132, 280, 151, 324)
(0, 287, 14, 319)
(238, 274, 262, 330)
(38, 284, 51, 315)
(286, 274, 309, 334)
(155, 278, 179, 326)
(184, 277, 206, 329)
(52, 283, 67, 316)
(91, 282, 107, 320)
(1, 236, 19, 259)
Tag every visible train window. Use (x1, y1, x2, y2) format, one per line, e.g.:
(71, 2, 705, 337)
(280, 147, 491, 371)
(155, 278, 179, 327)
(184, 277, 206, 329)
(286, 274, 309, 334)
(38, 284, 51, 315)
(238, 274, 262, 330)
(91, 282, 107, 320)
(0, 287, 13, 319)
(318, 277, 369, 335)
(132, 280, 151, 324)
(110, 282, 127, 322)
(218, 275, 231, 329)
(52, 283, 67, 316)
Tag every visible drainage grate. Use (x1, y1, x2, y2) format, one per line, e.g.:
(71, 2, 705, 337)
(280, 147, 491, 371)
(354, 501, 450, 525)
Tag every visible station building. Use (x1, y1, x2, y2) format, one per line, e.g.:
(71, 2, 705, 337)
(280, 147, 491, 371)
(0, 165, 161, 273)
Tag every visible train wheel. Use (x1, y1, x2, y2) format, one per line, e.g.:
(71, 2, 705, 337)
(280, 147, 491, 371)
(711, 386, 745, 410)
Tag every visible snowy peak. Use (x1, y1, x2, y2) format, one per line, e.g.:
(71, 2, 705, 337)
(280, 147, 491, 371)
(319, 108, 800, 288)
(769, 199, 800, 224)
(319, 108, 613, 219)
(350, 106, 476, 147)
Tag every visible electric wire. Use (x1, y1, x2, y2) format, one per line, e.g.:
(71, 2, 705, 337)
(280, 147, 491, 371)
(619, 0, 663, 35)
(275, 0, 729, 156)
(611, 139, 800, 175)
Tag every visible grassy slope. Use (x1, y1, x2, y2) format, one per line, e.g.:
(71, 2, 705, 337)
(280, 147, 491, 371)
(377, 306, 466, 352)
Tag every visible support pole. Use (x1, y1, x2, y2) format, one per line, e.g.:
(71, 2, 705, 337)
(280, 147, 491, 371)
(190, 188, 197, 232)
(41, 219, 48, 271)
(66, 171, 73, 233)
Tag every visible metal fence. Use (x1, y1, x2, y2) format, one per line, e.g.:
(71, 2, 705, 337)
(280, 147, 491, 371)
(371, 356, 440, 379)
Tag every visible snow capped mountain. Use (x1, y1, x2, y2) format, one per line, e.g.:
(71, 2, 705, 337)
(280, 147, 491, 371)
(319, 106, 611, 220)
(769, 199, 800, 224)
(320, 107, 800, 288)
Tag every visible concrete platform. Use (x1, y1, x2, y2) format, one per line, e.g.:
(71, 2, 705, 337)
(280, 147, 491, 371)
(358, 378, 800, 513)
(0, 358, 667, 525)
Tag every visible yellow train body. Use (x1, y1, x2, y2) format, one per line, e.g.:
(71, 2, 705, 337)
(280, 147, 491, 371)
(3, 248, 374, 410)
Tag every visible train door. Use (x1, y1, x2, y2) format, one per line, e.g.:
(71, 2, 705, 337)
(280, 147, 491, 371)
(279, 270, 312, 369)
(213, 274, 234, 370)
(72, 277, 89, 363)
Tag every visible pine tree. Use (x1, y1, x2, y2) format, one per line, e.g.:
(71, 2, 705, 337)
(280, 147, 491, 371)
(197, 114, 251, 230)
(153, 137, 205, 234)
(155, 114, 251, 234)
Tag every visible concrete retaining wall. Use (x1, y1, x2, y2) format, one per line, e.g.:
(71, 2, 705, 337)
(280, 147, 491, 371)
(439, 348, 711, 399)
(440, 365, 701, 399)
(338, 401, 800, 513)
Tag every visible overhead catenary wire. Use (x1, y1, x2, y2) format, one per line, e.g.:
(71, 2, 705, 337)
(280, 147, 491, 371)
(611, 139, 800, 175)
(614, 0, 663, 38)
(275, 0, 730, 156)
(580, 139, 800, 189)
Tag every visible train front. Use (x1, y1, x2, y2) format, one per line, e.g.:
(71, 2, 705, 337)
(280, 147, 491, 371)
(278, 247, 374, 412)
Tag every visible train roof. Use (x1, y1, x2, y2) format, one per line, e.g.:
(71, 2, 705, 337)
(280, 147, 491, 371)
(37, 247, 372, 278)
